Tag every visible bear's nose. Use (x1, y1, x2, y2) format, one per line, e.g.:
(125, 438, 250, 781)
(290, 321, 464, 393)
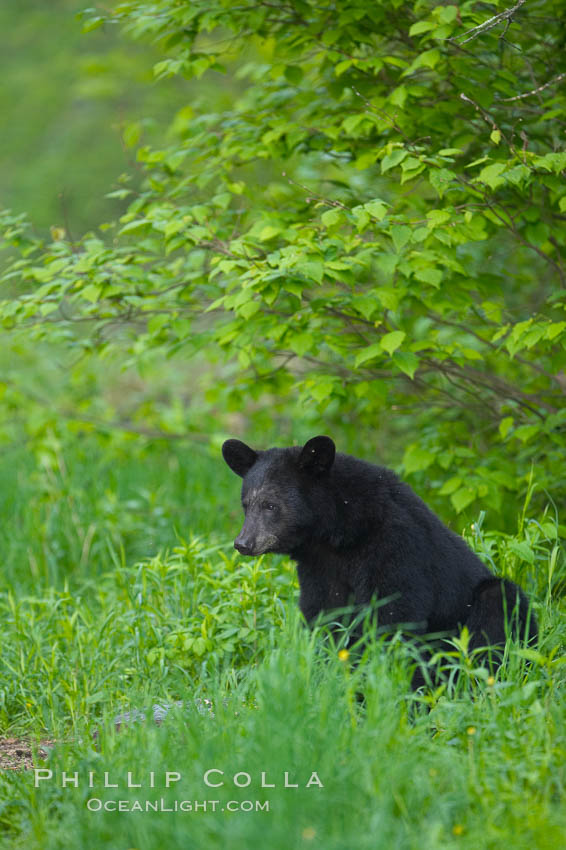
(234, 539, 254, 556)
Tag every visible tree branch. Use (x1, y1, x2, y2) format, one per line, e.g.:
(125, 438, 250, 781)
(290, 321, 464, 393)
(450, 0, 528, 45)
(502, 71, 566, 102)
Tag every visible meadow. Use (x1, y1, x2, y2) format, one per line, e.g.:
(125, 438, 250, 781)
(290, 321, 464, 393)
(0, 380, 564, 850)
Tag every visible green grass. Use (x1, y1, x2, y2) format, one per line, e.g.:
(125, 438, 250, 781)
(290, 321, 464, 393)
(0, 438, 238, 590)
(0, 540, 295, 734)
(1, 615, 564, 849)
(0, 430, 564, 849)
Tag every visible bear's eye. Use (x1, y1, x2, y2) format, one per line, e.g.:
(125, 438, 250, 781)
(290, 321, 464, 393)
(263, 502, 275, 511)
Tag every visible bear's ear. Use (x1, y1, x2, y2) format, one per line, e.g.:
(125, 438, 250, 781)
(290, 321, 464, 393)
(222, 439, 258, 477)
(298, 436, 335, 475)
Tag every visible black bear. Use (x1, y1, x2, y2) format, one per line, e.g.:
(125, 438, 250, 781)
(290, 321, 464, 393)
(222, 435, 537, 684)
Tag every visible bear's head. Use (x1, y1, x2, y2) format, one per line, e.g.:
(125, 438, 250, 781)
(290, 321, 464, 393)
(222, 436, 336, 556)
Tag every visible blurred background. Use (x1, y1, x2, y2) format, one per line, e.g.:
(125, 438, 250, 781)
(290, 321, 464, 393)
(1, 0, 186, 233)
(0, 0, 229, 586)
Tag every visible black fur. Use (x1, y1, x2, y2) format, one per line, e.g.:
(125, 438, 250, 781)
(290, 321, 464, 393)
(222, 436, 537, 683)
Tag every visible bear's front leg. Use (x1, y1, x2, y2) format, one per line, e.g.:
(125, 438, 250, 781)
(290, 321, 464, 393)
(297, 562, 352, 625)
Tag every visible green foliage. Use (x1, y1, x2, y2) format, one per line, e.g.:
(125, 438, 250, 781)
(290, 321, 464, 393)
(0, 533, 564, 848)
(0, 539, 296, 733)
(1, 0, 565, 523)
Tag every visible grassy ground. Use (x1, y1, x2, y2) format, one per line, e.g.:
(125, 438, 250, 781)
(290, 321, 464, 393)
(0, 432, 564, 849)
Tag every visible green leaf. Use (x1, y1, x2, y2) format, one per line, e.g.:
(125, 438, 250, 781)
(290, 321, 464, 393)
(438, 476, 462, 496)
(429, 168, 456, 199)
(375, 254, 399, 277)
(414, 267, 442, 287)
(321, 209, 342, 227)
(119, 219, 150, 235)
(512, 424, 540, 444)
(354, 151, 378, 170)
(342, 114, 366, 134)
(123, 122, 142, 148)
(239, 301, 260, 319)
(403, 444, 435, 474)
(546, 321, 566, 341)
(515, 649, 548, 666)
(407, 48, 441, 73)
(375, 287, 402, 311)
(288, 332, 313, 356)
(284, 280, 304, 297)
(355, 343, 383, 368)
(299, 260, 324, 284)
(499, 417, 514, 439)
(478, 162, 507, 189)
(335, 59, 353, 76)
(352, 295, 379, 320)
(504, 165, 530, 186)
(392, 351, 419, 379)
(147, 314, 168, 334)
(80, 284, 101, 303)
(389, 85, 407, 108)
(409, 21, 436, 36)
(284, 65, 303, 84)
(258, 225, 281, 241)
(426, 209, 451, 228)
(535, 152, 566, 173)
(364, 200, 388, 220)
(390, 225, 411, 252)
(352, 207, 371, 229)
(380, 330, 405, 355)
(381, 149, 408, 173)
(437, 5, 458, 24)
(451, 487, 476, 513)
(310, 376, 339, 402)
(507, 540, 535, 565)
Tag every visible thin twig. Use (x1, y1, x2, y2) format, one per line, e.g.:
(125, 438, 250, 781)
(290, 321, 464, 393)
(459, 92, 509, 145)
(502, 71, 566, 102)
(449, 0, 528, 45)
